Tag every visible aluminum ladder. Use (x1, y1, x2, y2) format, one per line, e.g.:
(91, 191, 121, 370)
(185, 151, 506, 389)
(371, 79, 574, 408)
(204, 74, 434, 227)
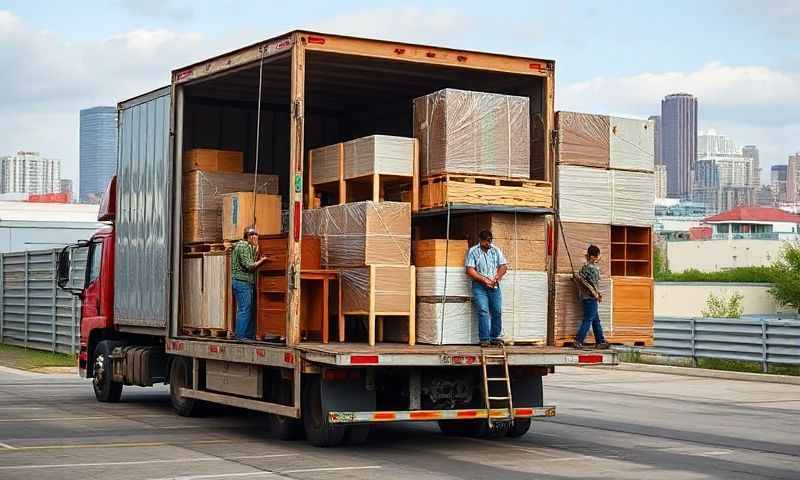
(480, 344, 514, 427)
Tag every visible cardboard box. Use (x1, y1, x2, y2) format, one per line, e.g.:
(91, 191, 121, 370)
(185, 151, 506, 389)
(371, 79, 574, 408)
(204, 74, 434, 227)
(556, 111, 610, 169)
(413, 89, 530, 178)
(184, 149, 244, 173)
(341, 265, 414, 315)
(413, 239, 468, 267)
(222, 193, 282, 241)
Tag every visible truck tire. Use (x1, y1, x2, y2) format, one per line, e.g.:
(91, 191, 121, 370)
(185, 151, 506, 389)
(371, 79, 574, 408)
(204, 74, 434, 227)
(506, 418, 532, 438)
(302, 376, 345, 447)
(169, 357, 199, 417)
(93, 340, 123, 402)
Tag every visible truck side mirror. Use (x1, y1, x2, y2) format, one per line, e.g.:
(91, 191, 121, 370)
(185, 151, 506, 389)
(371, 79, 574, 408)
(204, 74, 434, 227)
(57, 241, 89, 296)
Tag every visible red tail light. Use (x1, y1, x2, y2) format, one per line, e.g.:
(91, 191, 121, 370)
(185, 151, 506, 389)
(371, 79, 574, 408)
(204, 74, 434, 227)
(578, 354, 603, 364)
(293, 201, 301, 241)
(350, 355, 379, 364)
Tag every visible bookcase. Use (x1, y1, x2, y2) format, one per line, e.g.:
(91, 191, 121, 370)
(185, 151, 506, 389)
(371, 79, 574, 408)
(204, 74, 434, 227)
(610, 226, 652, 277)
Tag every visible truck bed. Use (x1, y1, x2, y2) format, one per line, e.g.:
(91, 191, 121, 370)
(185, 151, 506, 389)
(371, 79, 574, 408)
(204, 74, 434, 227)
(167, 337, 617, 368)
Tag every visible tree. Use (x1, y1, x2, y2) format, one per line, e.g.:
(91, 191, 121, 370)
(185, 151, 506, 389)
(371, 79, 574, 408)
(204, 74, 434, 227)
(769, 243, 800, 314)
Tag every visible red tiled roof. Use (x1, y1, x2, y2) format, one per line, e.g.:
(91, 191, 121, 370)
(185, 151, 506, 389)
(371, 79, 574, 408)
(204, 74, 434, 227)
(704, 207, 800, 223)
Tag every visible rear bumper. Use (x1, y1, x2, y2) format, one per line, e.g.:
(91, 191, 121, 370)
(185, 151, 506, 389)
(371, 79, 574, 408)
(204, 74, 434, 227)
(328, 405, 556, 424)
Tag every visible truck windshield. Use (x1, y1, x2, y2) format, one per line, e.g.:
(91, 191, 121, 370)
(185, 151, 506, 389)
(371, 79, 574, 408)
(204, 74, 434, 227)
(87, 240, 103, 285)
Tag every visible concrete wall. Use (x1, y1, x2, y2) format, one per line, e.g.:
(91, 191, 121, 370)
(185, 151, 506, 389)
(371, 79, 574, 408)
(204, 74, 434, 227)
(654, 282, 795, 318)
(665, 239, 787, 272)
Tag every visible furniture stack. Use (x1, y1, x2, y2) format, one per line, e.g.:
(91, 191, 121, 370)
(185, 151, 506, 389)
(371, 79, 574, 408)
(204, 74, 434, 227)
(553, 112, 655, 346)
(303, 200, 415, 346)
(409, 89, 552, 345)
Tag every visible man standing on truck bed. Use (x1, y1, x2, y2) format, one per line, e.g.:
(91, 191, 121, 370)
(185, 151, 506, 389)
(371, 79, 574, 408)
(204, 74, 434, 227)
(574, 245, 609, 349)
(466, 230, 508, 347)
(231, 227, 269, 340)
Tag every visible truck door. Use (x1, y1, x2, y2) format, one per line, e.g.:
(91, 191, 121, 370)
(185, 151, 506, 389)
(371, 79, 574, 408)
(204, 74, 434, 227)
(82, 238, 105, 319)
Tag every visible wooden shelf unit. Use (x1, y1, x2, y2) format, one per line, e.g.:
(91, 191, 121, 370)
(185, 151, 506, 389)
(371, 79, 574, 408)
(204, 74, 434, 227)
(609, 226, 652, 277)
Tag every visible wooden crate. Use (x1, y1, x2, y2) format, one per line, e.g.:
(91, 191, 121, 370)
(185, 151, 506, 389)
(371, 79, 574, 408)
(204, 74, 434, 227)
(181, 252, 234, 334)
(610, 226, 652, 277)
(609, 276, 653, 345)
(340, 265, 416, 346)
(413, 239, 468, 267)
(307, 137, 419, 211)
(418, 174, 552, 210)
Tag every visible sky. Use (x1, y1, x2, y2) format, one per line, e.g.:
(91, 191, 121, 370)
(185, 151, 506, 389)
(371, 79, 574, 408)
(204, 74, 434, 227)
(0, 0, 798, 194)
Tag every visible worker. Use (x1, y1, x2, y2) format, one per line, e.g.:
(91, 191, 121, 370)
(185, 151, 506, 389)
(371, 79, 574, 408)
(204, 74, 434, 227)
(231, 226, 269, 341)
(465, 230, 508, 347)
(574, 245, 609, 349)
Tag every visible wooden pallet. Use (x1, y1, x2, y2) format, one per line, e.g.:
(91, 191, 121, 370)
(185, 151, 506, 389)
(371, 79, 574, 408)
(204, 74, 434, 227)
(417, 174, 552, 210)
(183, 242, 234, 254)
(182, 327, 233, 339)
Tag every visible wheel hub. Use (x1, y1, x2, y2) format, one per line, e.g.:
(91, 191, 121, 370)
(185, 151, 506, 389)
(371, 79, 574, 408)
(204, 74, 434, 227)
(93, 354, 106, 387)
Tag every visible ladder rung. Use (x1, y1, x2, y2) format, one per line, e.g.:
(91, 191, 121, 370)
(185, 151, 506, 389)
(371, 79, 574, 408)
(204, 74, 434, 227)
(488, 396, 510, 400)
(487, 377, 508, 381)
(484, 355, 506, 359)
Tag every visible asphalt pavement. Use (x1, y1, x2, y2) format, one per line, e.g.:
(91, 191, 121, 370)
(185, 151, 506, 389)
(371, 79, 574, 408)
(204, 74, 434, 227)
(0, 365, 797, 480)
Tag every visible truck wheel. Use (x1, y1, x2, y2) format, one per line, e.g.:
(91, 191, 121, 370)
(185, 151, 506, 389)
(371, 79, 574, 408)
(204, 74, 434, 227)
(268, 380, 303, 440)
(302, 376, 345, 447)
(344, 425, 370, 445)
(169, 357, 199, 417)
(93, 340, 123, 402)
(506, 418, 532, 438)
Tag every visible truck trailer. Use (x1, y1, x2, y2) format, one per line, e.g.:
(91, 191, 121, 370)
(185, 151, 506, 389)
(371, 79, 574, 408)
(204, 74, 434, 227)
(57, 30, 617, 447)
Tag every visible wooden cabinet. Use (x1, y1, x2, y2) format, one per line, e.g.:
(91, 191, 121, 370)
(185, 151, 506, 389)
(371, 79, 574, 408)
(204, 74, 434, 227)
(610, 226, 652, 277)
(610, 276, 654, 344)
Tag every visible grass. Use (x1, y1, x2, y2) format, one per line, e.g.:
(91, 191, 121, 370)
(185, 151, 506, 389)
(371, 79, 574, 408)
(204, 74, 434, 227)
(619, 349, 800, 376)
(655, 266, 775, 283)
(0, 343, 75, 371)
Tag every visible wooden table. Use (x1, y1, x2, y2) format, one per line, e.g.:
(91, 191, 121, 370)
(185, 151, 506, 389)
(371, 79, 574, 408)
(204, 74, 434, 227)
(300, 270, 343, 344)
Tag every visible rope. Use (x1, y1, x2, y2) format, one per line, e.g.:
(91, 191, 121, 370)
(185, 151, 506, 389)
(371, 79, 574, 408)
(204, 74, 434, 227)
(439, 202, 451, 343)
(251, 44, 265, 227)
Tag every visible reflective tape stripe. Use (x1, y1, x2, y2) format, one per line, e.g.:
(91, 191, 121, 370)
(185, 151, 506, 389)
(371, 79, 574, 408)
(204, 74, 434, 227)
(327, 406, 556, 424)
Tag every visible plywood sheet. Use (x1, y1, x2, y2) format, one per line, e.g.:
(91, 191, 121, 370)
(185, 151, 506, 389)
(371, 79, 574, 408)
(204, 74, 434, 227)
(611, 170, 655, 227)
(557, 165, 612, 224)
(609, 116, 654, 172)
(556, 222, 611, 275)
(343, 135, 415, 179)
(413, 239, 469, 267)
(553, 273, 612, 342)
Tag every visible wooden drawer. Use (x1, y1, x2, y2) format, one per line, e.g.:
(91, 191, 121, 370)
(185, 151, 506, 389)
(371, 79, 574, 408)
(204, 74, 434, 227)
(259, 274, 287, 293)
(257, 308, 286, 337)
(259, 291, 286, 309)
(261, 254, 288, 271)
(258, 235, 321, 270)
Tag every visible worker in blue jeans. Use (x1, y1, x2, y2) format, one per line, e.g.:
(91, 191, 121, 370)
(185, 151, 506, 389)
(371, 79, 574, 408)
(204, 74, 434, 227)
(575, 245, 609, 349)
(465, 230, 508, 347)
(231, 227, 269, 340)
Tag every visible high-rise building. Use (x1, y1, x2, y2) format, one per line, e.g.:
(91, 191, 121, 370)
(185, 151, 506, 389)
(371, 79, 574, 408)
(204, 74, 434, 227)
(698, 129, 737, 156)
(771, 165, 788, 203)
(661, 93, 697, 199)
(742, 145, 760, 188)
(1, 151, 61, 194)
(788, 153, 800, 203)
(648, 115, 662, 165)
(80, 106, 117, 203)
(60, 179, 73, 202)
(654, 164, 667, 199)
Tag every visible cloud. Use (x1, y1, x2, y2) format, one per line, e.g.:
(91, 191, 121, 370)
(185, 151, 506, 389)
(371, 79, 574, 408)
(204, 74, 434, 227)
(558, 62, 800, 125)
(726, 0, 800, 39)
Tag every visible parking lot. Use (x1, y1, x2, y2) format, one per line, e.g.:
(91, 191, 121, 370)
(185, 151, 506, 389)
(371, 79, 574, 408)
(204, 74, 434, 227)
(0, 365, 797, 480)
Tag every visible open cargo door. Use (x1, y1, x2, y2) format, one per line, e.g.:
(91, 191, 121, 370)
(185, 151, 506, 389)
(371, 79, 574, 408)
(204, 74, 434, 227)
(115, 87, 172, 330)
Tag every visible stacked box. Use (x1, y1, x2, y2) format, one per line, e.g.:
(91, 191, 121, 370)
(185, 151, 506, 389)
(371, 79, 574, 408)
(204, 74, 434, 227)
(183, 149, 244, 173)
(183, 171, 279, 243)
(343, 135, 415, 179)
(557, 165, 613, 224)
(611, 170, 656, 226)
(609, 116, 655, 172)
(415, 268, 548, 344)
(413, 239, 469, 268)
(413, 89, 530, 178)
(556, 111, 609, 169)
(181, 253, 231, 330)
(454, 213, 547, 271)
(302, 201, 411, 267)
(221, 193, 282, 241)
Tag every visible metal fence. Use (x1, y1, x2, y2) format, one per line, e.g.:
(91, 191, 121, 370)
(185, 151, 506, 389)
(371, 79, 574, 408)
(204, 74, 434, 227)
(655, 316, 800, 372)
(0, 248, 86, 354)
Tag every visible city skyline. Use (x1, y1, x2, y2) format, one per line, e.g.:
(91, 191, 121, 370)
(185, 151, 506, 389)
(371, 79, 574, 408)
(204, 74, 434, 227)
(80, 106, 118, 203)
(0, 1, 797, 192)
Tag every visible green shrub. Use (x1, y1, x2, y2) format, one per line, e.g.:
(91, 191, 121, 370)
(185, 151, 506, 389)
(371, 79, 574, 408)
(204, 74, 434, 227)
(769, 243, 800, 313)
(701, 292, 744, 318)
(655, 266, 774, 283)
(653, 245, 668, 277)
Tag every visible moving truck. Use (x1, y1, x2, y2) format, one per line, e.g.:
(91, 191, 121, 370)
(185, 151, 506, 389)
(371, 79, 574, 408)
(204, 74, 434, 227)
(57, 30, 617, 446)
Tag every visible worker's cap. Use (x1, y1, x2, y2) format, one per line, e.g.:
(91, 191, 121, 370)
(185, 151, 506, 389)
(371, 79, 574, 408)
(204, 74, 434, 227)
(243, 226, 258, 239)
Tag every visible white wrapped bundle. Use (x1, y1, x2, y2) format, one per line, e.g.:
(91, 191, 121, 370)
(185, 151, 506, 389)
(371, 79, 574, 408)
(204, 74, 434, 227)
(416, 301, 478, 345)
(558, 165, 612, 224)
(609, 116, 655, 172)
(344, 135, 414, 179)
(416, 267, 471, 298)
(611, 170, 655, 226)
(501, 271, 548, 342)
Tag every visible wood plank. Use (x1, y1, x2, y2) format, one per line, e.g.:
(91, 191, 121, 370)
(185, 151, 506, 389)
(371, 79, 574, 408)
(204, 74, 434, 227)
(419, 175, 552, 209)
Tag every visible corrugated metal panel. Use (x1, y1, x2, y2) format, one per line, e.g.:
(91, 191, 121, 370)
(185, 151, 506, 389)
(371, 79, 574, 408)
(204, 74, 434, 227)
(115, 87, 172, 329)
(0, 248, 85, 354)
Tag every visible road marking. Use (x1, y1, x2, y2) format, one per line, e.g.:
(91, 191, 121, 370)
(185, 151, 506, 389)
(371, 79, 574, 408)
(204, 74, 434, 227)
(698, 451, 733, 456)
(0, 414, 170, 423)
(148, 466, 382, 480)
(0, 439, 233, 451)
(0, 454, 298, 470)
(0, 443, 18, 450)
(0, 407, 44, 410)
